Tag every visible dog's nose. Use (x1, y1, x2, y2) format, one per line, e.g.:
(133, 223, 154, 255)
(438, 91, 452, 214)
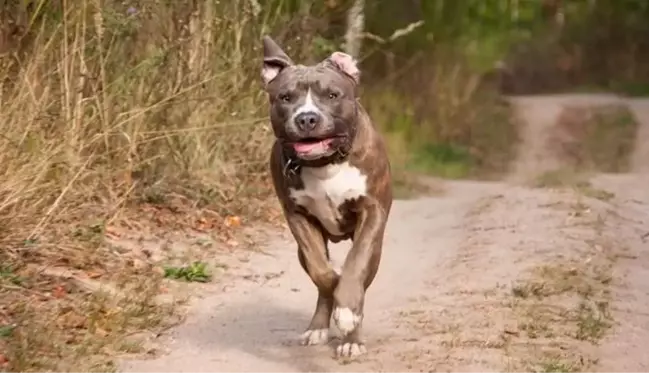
(294, 112, 321, 131)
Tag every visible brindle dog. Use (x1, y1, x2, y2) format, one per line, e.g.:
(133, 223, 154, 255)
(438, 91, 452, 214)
(260, 36, 393, 358)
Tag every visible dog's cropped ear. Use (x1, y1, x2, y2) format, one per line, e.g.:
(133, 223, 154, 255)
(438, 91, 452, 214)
(326, 51, 360, 85)
(262, 36, 294, 86)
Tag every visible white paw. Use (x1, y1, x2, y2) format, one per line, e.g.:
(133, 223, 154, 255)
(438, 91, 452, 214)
(300, 328, 329, 345)
(332, 307, 361, 336)
(336, 342, 367, 358)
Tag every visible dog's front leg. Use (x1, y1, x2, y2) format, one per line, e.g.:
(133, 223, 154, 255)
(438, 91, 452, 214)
(333, 196, 386, 357)
(287, 212, 340, 345)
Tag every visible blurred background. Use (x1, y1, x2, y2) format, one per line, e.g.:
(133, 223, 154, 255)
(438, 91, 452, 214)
(1, 1, 648, 370)
(2, 0, 647, 217)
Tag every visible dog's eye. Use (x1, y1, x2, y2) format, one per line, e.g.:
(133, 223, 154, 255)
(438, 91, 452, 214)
(278, 93, 291, 103)
(328, 92, 339, 99)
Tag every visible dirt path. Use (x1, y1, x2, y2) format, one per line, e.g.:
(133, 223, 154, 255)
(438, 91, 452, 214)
(120, 180, 504, 372)
(120, 95, 649, 372)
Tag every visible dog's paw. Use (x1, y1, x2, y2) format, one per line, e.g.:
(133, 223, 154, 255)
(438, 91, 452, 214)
(300, 328, 329, 346)
(332, 307, 362, 336)
(336, 341, 367, 358)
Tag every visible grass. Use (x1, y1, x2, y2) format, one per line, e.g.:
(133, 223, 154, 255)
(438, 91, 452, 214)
(510, 263, 609, 300)
(0, 0, 284, 370)
(536, 358, 581, 373)
(0, 325, 14, 338)
(574, 300, 612, 343)
(0, 266, 25, 286)
(528, 103, 638, 196)
(533, 169, 615, 202)
(164, 261, 211, 283)
(611, 81, 649, 97)
(366, 72, 520, 182)
(532, 169, 590, 189)
(505, 194, 618, 372)
(549, 104, 639, 173)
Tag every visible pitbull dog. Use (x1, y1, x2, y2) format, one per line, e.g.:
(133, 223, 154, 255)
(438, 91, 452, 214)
(260, 36, 393, 358)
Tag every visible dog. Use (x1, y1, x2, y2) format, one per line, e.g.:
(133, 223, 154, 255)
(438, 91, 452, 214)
(260, 36, 393, 358)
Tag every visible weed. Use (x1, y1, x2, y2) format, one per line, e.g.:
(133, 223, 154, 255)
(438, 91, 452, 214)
(511, 264, 595, 299)
(537, 358, 580, 373)
(509, 201, 616, 372)
(574, 182, 615, 202)
(574, 300, 612, 343)
(0, 325, 15, 338)
(532, 170, 615, 202)
(164, 262, 211, 283)
(532, 169, 588, 189)
(0, 266, 24, 286)
(520, 320, 552, 339)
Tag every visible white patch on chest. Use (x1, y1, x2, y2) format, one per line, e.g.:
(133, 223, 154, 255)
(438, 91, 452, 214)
(289, 161, 367, 236)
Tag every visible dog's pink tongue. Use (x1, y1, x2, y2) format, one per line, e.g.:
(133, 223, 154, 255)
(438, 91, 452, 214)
(293, 139, 332, 154)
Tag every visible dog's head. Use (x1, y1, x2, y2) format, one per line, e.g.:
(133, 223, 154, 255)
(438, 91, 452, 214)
(261, 36, 361, 163)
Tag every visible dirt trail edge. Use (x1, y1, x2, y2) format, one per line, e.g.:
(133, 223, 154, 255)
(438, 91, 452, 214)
(120, 96, 649, 372)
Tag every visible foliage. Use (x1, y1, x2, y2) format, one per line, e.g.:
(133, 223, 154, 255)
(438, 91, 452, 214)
(164, 262, 212, 283)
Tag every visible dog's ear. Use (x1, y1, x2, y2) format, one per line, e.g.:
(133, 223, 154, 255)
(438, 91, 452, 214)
(326, 51, 360, 85)
(262, 36, 294, 86)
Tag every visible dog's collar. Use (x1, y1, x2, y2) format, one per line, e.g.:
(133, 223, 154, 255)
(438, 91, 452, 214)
(281, 146, 350, 178)
(282, 154, 301, 178)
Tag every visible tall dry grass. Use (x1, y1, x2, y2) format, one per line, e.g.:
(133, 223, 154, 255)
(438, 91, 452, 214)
(1, 0, 278, 240)
(0, 0, 295, 370)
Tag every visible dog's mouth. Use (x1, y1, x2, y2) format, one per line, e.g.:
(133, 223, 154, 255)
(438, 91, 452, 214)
(291, 137, 335, 155)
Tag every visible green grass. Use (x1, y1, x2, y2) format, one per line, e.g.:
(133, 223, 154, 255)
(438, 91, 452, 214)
(163, 262, 212, 283)
(367, 88, 519, 181)
(0, 266, 25, 286)
(537, 358, 581, 373)
(409, 143, 473, 179)
(0, 325, 15, 338)
(611, 81, 649, 97)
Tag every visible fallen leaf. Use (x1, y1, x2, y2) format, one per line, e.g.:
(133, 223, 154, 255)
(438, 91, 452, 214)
(57, 311, 86, 329)
(95, 328, 108, 337)
(53, 285, 67, 298)
(224, 215, 241, 228)
(225, 239, 239, 248)
(0, 353, 8, 365)
(104, 226, 121, 238)
(86, 270, 104, 279)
